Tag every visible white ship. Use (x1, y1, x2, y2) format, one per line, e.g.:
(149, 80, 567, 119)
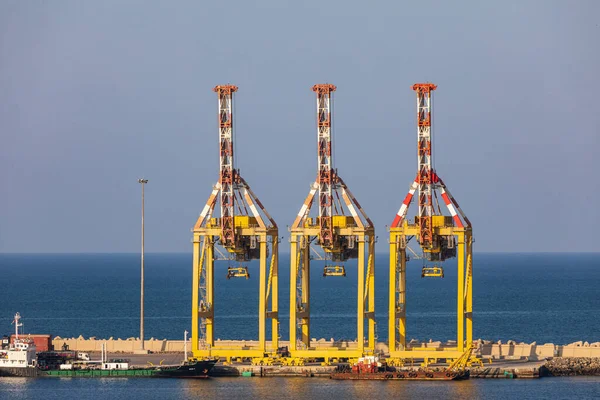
(0, 313, 37, 369)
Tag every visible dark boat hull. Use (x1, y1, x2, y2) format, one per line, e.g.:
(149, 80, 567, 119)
(39, 360, 218, 378)
(0, 367, 41, 377)
(152, 360, 217, 378)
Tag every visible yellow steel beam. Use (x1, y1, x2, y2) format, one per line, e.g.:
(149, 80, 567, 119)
(194, 227, 278, 237)
(400, 249, 407, 349)
(205, 239, 214, 346)
(388, 233, 408, 352)
(270, 238, 279, 350)
(195, 349, 269, 358)
(289, 227, 373, 237)
(457, 231, 465, 352)
(191, 236, 200, 354)
(367, 235, 376, 349)
(258, 237, 267, 351)
(289, 349, 366, 359)
(301, 240, 310, 347)
(289, 238, 298, 352)
(390, 225, 462, 236)
(388, 350, 466, 359)
(388, 235, 397, 353)
(356, 238, 365, 354)
(466, 233, 473, 346)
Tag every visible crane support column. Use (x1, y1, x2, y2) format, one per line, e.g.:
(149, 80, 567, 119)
(356, 238, 365, 355)
(205, 240, 215, 346)
(191, 239, 200, 353)
(457, 231, 465, 352)
(289, 238, 298, 351)
(367, 236, 376, 349)
(301, 242, 311, 346)
(258, 236, 267, 351)
(388, 236, 407, 352)
(466, 233, 473, 346)
(270, 238, 279, 350)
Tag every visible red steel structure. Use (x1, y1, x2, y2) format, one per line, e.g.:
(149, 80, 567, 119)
(215, 85, 238, 249)
(414, 83, 436, 250)
(314, 84, 337, 249)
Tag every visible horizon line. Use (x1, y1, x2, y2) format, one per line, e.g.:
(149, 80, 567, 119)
(1, 251, 599, 255)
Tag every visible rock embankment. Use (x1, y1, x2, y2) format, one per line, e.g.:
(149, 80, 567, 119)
(544, 358, 600, 376)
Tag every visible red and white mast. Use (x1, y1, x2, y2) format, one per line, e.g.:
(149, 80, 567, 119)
(313, 84, 337, 250)
(214, 85, 238, 249)
(414, 83, 437, 250)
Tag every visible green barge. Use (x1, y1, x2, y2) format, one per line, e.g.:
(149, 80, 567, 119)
(2, 359, 217, 378)
(44, 368, 157, 377)
(41, 359, 217, 378)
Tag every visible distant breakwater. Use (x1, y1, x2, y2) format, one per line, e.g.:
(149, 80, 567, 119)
(544, 357, 600, 376)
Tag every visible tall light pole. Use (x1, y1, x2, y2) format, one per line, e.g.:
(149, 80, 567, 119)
(138, 178, 148, 352)
(184, 330, 188, 362)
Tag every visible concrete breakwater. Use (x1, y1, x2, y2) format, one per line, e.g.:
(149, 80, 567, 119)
(544, 357, 600, 376)
(470, 365, 543, 379)
(51, 337, 600, 360)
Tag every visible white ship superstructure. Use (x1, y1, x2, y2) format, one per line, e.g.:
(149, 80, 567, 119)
(0, 313, 37, 368)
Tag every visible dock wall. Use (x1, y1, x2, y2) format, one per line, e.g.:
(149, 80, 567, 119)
(50, 338, 365, 353)
(478, 341, 600, 359)
(51, 337, 600, 359)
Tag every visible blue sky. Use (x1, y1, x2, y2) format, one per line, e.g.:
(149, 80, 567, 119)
(0, 0, 598, 253)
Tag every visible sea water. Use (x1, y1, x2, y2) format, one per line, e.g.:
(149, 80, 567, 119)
(0, 252, 599, 398)
(1, 252, 599, 343)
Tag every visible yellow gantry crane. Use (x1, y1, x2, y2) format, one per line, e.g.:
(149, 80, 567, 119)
(289, 84, 376, 364)
(191, 85, 279, 361)
(388, 84, 474, 365)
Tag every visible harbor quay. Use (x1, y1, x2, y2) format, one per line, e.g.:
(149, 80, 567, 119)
(51, 337, 600, 359)
(45, 337, 600, 379)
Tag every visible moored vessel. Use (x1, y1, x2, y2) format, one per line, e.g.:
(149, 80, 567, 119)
(152, 359, 217, 378)
(44, 342, 217, 378)
(329, 355, 470, 381)
(43, 359, 217, 378)
(0, 313, 38, 376)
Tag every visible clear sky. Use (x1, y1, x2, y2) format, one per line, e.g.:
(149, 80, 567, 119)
(0, 1, 598, 253)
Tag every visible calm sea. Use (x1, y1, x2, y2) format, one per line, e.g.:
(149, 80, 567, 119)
(0, 252, 599, 398)
(1, 376, 600, 400)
